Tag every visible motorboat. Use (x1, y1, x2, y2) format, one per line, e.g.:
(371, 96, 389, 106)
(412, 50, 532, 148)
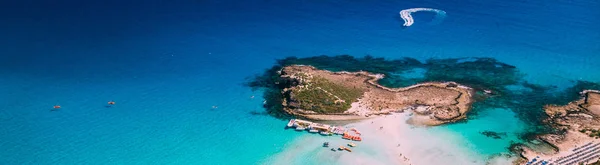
(348, 143, 357, 147)
(320, 131, 330, 136)
(295, 126, 306, 131)
(287, 119, 295, 127)
(331, 148, 336, 152)
(344, 148, 352, 152)
(342, 135, 351, 140)
(323, 142, 329, 147)
(309, 129, 319, 133)
(334, 127, 345, 135)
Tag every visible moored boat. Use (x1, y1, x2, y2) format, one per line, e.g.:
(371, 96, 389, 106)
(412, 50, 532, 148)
(295, 126, 306, 131)
(309, 129, 319, 133)
(348, 143, 357, 147)
(323, 142, 329, 147)
(342, 133, 352, 140)
(287, 119, 296, 127)
(334, 127, 345, 135)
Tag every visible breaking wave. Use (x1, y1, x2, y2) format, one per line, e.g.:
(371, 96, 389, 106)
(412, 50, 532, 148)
(399, 8, 447, 27)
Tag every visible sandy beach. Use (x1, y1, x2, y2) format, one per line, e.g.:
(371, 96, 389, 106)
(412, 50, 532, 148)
(263, 112, 515, 165)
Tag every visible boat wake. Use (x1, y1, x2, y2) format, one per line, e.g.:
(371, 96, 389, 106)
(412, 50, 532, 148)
(399, 8, 447, 27)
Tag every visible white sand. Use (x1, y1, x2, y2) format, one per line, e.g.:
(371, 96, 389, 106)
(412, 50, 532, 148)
(263, 112, 514, 165)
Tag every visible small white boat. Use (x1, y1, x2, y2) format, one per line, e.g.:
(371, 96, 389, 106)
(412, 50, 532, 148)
(295, 126, 306, 131)
(309, 129, 319, 133)
(348, 143, 357, 147)
(320, 131, 330, 135)
(287, 119, 295, 127)
(335, 127, 345, 135)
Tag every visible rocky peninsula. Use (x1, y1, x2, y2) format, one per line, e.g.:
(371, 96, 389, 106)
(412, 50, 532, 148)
(278, 65, 474, 125)
(520, 90, 600, 164)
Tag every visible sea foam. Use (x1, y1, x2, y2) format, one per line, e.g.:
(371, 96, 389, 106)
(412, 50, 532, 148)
(399, 8, 447, 27)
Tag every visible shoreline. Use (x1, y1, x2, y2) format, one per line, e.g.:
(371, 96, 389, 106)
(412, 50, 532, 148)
(264, 112, 515, 165)
(519, 90, 600, 164)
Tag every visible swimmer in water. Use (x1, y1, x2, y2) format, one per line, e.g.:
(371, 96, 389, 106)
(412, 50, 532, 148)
(105, 101, 116, 108)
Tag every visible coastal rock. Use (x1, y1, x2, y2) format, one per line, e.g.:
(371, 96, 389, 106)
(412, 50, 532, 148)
(521, 90, 600, 163)
(278, 65, 475, 125)
(432, 105, 461, 121)
(413, 106, 430, 115)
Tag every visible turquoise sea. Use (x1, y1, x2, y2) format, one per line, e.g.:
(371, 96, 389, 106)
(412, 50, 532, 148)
(1, 0, 599, 164)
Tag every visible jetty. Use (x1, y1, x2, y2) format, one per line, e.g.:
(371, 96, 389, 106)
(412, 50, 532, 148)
(286, 119, 362, 141)
(287, 119, 334, 135)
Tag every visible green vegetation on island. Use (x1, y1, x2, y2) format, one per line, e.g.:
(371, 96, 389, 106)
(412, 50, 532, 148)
(579, 128, 600, 139)
(292, 76, 364, 113)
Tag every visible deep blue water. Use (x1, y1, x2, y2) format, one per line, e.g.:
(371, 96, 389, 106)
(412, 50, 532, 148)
(1, 0, 599, 164)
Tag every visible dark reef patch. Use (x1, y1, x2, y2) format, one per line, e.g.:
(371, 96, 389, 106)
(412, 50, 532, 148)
(481, 131, 508, 139)
(421, 58, 521, 91)
(246, 55, 600, 142)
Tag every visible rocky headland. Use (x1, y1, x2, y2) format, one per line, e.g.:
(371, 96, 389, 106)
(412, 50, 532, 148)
(277, 65, 474, 125)
(520, 90, 600, 164)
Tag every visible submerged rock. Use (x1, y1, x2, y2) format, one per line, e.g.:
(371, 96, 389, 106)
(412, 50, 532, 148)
(480, 131, 507, 139)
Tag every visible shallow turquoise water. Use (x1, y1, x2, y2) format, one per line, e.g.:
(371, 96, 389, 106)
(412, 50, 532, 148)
(0, 0, 599, 164)
(439, 108, 526, 156)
